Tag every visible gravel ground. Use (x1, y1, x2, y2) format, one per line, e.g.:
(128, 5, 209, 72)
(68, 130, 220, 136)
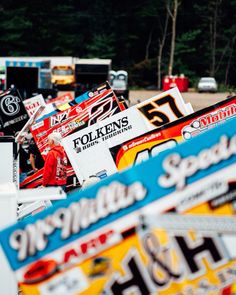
(129, 90, 232, 112)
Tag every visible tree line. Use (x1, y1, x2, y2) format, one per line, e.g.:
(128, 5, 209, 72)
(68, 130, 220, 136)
(0, 0, 235, 89)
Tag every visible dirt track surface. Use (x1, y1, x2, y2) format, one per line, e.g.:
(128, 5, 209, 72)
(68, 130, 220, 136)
(129, 90, 231, 112)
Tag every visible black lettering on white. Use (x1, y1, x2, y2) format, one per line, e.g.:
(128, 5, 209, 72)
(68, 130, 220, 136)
(105, 249, 154, 295)
(174, 234, 225, 277)
(73, 116, 129, 149)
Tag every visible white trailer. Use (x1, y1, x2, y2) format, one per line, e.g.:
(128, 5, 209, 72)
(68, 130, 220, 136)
(0, 56, 76, 67)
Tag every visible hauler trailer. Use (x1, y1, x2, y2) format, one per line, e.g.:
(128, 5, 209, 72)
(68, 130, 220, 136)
(74, 58, 112, 97)
(0, 56, 75, 68)
(5, 60, 57, 100)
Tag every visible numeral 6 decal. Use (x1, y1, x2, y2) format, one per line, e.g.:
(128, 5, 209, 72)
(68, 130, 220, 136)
(138, 95, 184, 127)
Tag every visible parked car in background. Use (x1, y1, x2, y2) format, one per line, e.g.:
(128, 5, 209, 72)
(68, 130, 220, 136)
(197, 77, 218, 93)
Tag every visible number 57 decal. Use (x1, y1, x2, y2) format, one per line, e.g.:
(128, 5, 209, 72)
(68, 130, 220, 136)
(138, 95, 184, 127)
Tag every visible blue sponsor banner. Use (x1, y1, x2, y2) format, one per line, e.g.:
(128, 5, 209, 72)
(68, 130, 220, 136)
(1, 116, 236, 271)
(73, 91, 91, 104)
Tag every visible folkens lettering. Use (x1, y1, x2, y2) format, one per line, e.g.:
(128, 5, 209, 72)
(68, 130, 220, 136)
(73, 116, 129, 148)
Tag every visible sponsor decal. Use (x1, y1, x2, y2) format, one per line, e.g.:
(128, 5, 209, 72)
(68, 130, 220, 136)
(182, 104, 236, 140)
(23, 94, 46, 118)
(111, 96, 236, 171)
(24, 101, 41, 111)
(88, 91, 94, 98)
(199, 105, 236, 128)
(10, 181, 146, 261)
(103, 215, 232, 295)
(23, 83, 123, 190)
(3, 114, 236, 294)
(63, 87, 190, 183)
(50, 109, 70, 127)
(36, 131, 47, 138)
(0, 88, 29, 134)
(0, 94, 21, 116)
(159, 135, 236, 190)
(31, 120, 44, 131)
(138, 94, 185, 127)
(73, 116, 130, 151)
(12, 215, 236, 294)
(88, 95, 118, 126)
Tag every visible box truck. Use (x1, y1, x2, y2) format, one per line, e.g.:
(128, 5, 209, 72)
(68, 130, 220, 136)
(5, 60, 57, 99)
(74, 58, 112, 97)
